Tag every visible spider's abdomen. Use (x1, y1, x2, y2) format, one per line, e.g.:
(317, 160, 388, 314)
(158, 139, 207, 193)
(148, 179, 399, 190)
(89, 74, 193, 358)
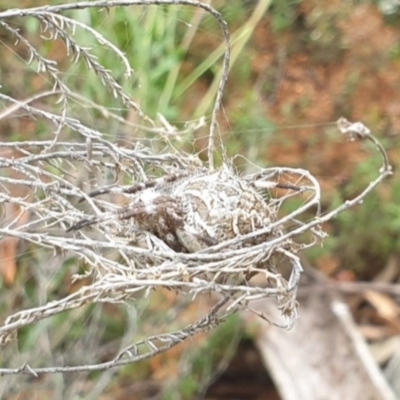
(175, 168, 275, 251)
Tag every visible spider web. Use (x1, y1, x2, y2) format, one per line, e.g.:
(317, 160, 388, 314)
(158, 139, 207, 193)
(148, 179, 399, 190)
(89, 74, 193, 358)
(0, 1, 391, 389)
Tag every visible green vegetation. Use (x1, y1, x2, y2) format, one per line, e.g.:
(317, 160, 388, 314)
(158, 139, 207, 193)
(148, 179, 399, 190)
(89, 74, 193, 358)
(1, 0, 400, 398)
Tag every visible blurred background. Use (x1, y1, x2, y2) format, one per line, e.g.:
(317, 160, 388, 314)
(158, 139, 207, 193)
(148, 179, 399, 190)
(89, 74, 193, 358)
(1, 0, 400, 399)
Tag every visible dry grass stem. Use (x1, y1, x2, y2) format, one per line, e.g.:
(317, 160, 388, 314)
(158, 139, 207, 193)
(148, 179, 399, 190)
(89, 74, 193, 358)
(0, 1, 391, 376)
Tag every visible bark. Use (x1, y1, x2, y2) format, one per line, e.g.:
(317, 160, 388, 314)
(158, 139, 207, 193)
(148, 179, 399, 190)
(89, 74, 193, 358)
(243, 271, 397, 400)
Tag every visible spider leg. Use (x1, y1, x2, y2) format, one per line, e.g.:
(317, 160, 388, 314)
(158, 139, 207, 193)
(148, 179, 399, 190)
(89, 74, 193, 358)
(79, 184, 118, 202)
(175, 227, 217, 252)
(66, 215, 104, 232)
(80, 182, 149, 202)
(78, 172, 189, 203)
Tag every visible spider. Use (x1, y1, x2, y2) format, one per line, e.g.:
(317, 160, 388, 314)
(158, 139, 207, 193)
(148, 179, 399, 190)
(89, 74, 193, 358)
(68, 166, 285, 256)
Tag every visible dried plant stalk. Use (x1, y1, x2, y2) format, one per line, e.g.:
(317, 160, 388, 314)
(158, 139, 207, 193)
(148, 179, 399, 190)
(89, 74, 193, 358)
(0, 1, 392, 376)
